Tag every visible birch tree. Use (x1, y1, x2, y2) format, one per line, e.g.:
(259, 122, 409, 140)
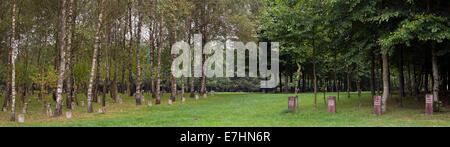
(54, 0, 67, 117)
(87, 0, 104, 113)
(135, 0, 143, 105)
(9, 0, 17, 121)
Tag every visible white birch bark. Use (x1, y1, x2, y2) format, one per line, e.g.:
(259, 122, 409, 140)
(87, 0, 104, 113)
(10, 0, 17, 121)
(55, 0, 67, 117)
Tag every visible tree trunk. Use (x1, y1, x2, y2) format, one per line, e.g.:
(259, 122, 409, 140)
(357, 65, 361, 107)
(284, 74, 289, 93)
(102, 24, 111, 107)
(413, 65, 419, 101)
(381, 53, 390, 112)
(398, 48, 404, 106)
(370, 48, 376, 98)
(424, 72, 429, 93)
(155, 17, 162, 105)
(149, 20, 155, 99)
(295, 63, 301, 97)
(189, 27, 195, 98)
(86, 0, 104, 113)
(313, 57, 317, 108)
(408, 64, 412, 96)
(93, 45, 101, 103)
(170, 29, 177, 101)
(127, 1, 134, 97)
(9, 1, 17, 121)
(112, 19, 119, 102)
(65, 0, 75, 109)
(2, 46, 11, 112)
(347, 68, 350, 99)
(135, 0, 143, 105)
(431, 47, 439, 102)
(54, 0, 67, 117)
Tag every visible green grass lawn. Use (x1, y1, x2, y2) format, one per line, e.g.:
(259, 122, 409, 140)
(0, 92, 448, 127)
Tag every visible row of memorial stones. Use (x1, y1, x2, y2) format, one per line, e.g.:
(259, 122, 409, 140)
(288, 94, 436, 115)
(16, 90, 217, 123)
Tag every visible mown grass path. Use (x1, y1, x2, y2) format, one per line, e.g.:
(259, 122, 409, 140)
(1, 92, 448, 127)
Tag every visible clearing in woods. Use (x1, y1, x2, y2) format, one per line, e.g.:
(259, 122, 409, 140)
(0, 92, 448, 127)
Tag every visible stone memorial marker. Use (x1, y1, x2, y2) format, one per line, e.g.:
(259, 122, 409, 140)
(71, 102, 77, 110)
(203, 94, 207, 99)
(80, 101, 85, 106)
(425, 94, 433, 115)
(141, 95, 145, 103)
(211, 91, 215, 96)
(148, 101, 153, 107)
(98, 108, 103, 113)
(168, 99, 173, 105)
(22, 103, 28, 114)
(288, 97, 298, 110)
(46, 103, 52, 116)
(373, 96, 382, 115)
(182, 97, 186, 102)
(195, 95, 199, 100)
(66, 112, 72, 119)
(117, 96, 123, 104)
(327, 96, 337, 113)
(18, 114, 25, 123)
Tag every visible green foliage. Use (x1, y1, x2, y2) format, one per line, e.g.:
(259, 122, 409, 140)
(30, 65, 57, 93)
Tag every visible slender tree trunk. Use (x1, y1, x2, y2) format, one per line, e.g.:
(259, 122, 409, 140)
(170, 29, 177, 101)
(424, 71, 429, 93)
(284, 74, 289, 93)
(149, 20, 155, 99)
(381, 53, 390, 112)
(313, 50, 317, 108)
(65, 0, 75, 109)
(398, 48, 404, 106)
(2, 47, 11, 112)
(302, 72, 306, 93)
(127, 1, 134, 97)
(279, 73, 283, 92)
(121, 13, 127, 94)
(54, 0, 67, 117)
(295, 63, 301, 97)
(347, 68, 351, 99)
(135, 0, 143, 105)
(9, 1, 17, 121)
(155, 17, 162, 105)
(413, 65, 419, 101)
(357, 65, 361, 107)
(408, 64, 412, 96)
(87, 0, 104, 113)
(370, 48, 376, 98)
(102, 25, 111, 107)
(431, 47, 439, 102)
(93, 45, 101, 103)
(378, 54, 383, 95)
(189, 26, 195, 98)
(112, 19, 119, 102)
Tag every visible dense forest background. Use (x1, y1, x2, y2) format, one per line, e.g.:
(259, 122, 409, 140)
(0, 0, 449, 121)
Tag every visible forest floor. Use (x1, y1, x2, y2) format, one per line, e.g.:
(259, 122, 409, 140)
(0, 92, 449, 127)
